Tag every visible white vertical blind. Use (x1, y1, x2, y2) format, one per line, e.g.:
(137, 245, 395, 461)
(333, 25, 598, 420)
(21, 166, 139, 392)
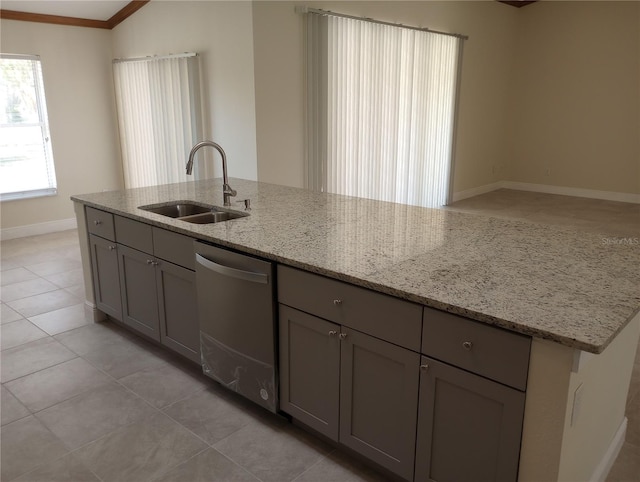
(113, 54, 202, 189)
(307, 14, 461, 208)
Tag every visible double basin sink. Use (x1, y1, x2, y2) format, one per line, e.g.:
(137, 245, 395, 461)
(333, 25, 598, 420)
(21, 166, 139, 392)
(139, 201, 248, 224)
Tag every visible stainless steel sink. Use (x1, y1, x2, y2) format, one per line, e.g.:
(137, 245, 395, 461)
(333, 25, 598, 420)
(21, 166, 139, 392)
(139, 202, 248, 224)
(142, 203, 211, 218)
(179, 212, 243, 224)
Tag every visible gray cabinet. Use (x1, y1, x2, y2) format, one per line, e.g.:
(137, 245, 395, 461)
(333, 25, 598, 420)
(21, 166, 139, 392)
(279, 305, 340, 440)
(415, 356, 525, 482)
(278, 305, 419, 481)
(116, 228, 200, 363)
(340, 327, 420, 481)
(157, 261, 198, 363)
(118, 244, 160, 341)
(416, 308, 530, 482)
(88, 234, 122, 321)
(87, 209, 200, 363)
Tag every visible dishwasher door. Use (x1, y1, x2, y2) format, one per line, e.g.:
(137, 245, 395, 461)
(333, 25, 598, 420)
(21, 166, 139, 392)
(194, 241, 277, 412)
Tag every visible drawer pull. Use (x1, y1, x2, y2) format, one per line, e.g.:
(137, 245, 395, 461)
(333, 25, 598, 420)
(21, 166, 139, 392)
(333, 299, 343, 306)
(462, 341, 473, 350)
(339, 333, 347, 340)
(146, 259, 154, 265)
(108, 245, 116, 251)
(328, 330, 337, 337)
(420, 364, 429, 371)
(94, 220, 102, 225)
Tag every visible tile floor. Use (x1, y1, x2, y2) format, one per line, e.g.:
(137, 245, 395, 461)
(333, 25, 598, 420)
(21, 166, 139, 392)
(0, 189, 639, 481)
(1, 230, 386, 482)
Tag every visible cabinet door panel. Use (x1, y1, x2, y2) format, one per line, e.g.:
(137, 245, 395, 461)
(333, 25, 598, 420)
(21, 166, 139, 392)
(340, 328, 420, 481)
(415, 356, 525, 482)
(89, 235, 122, 321)
(157, 261, 199, 363)
(118, 244, 160, 341)
(279, 305, 340, 440)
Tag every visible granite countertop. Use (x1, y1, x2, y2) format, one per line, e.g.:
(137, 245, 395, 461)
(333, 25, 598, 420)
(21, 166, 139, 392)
(72, 178, 640, 354)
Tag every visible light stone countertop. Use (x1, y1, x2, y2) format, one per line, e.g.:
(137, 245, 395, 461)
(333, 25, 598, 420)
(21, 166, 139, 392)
(72, 178, 640, 354)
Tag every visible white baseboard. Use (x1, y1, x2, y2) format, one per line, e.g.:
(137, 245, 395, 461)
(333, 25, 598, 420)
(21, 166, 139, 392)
(451, 182, 504, 202)
(452, 181, 640, 204)
(84, 301, 106, 323)
(590, 417, 627, 482)
(502, 182, 640, 204)
(0, 217, 77, 241)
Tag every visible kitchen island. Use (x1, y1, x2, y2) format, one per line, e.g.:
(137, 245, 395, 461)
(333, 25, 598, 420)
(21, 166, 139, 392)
(72, 178, 640, 482)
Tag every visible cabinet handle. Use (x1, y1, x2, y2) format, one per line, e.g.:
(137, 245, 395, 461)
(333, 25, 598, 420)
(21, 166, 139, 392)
(108, 245, 116, 251)
(94, 220, 102, 225)
(146, 259, 153, 265)
(339, 333, 347, 340)
(462, 341, 473, 350)
(152, 261, 159, 266)
(420, 364, 429, 371)
(333, 299, 342, 306)
(328, 330, 337, 337)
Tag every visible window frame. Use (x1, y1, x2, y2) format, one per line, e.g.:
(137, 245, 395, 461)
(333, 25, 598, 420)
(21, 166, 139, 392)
(0, 53, 57, 202)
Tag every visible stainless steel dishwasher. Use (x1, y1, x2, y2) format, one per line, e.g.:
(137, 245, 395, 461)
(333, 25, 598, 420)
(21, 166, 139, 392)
(194, 241, 277, 413)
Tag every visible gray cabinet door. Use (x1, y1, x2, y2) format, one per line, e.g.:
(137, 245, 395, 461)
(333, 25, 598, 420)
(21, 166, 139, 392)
(117, 244, 160, 341)
(157, 260, 199, 363)
(89, 234, 122, 321)
(415, 356, 525, 482)
(340, 327, 420, 481)
(279, 305, 340, 440)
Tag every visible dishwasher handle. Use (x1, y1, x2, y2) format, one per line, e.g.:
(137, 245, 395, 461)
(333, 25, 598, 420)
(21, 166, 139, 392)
(195, 253, 269, 284)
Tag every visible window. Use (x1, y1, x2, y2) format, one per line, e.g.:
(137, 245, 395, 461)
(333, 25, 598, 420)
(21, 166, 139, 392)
(113, 53, 203, 189)
(305, 12, 464, 208)
(0, 54, 57, 201)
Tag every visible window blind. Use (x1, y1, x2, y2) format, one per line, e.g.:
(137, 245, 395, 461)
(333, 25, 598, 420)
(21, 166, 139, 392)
(113, 54, 203, 189)
(0, 54, 57, 201)
(306, 12, 462, 208)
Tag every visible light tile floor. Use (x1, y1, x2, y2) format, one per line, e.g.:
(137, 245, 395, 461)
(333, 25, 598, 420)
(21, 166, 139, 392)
(1, 230, 386, 482)
(0, 190, 638, 481)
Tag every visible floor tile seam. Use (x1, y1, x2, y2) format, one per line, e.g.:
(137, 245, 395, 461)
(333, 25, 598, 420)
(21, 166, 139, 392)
(55, 407, 205, 482)
(2, 415, 75, 482)
(213, 446, 266, 482)
(160, 400, 225, 448)
(0, 410, 30, 427)
(1, 352, 80, 385)
(0, 323, 50, 349)
(10, 437, 107, 482)
(38, 389, 165, 458)
(290, 448, 338, 482)
(6, 292, 83, 318)
(26, 312, 91, 338)
(1, 290, 62, 306)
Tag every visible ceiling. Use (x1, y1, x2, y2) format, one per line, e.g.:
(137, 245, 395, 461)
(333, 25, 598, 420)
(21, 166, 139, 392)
(0, 0, 537, 29)
(1, 1, 131, 21)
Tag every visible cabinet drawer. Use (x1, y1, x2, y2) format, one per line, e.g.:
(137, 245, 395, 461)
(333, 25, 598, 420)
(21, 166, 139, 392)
(278, 265, 422, 351)
(422, 307, 530, 391)
(115, 216, 153, 253)
(86, 207, 115, 241)
(152, 227, 195, 270)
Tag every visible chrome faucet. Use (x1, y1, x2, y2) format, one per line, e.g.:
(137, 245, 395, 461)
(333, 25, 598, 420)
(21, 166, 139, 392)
(186, 141, 237, 206)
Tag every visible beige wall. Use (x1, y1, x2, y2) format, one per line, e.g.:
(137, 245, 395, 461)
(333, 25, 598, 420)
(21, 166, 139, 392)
(0, 20, 122, 230)
(254, 1, 640, 196)
(253, 1, 519, 190)
(509, 1, 640, 195)
(111, 1, 258, 182)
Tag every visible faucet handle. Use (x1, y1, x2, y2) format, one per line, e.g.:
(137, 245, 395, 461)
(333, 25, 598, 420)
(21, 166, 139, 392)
(223, 184, 237, 196)
(236, 199, 251, 211)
